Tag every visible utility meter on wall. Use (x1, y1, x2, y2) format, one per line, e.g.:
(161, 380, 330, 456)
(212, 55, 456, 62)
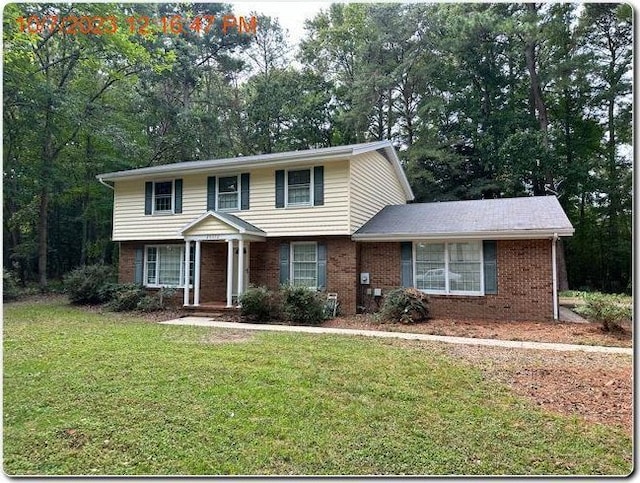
(360, 272, 370, 285)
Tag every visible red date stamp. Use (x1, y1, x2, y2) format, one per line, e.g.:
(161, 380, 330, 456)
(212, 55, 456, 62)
(16, 14, 257, 36)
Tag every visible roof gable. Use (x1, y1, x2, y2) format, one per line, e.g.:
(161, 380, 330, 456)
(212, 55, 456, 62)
(180, 211, 266, 237)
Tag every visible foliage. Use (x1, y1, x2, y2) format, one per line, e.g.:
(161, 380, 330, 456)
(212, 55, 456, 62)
(3, 300, 632, 475)
(135, 295, 165, 313)
(239, 286, 281, 322)
(378, 288, 430, 324)
(3, 269, 20, 301)
(2, 3, 633, 296)
(63, 264, 116, 304)
(105, 284, 147, 312)
(281, 286, 327, 326)
(575, 292, 632, 333)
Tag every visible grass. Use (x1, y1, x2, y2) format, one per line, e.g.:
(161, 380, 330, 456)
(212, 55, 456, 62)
(3, 299, 632, 476)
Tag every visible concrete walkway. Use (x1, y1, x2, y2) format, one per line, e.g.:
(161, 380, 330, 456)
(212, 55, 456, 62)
(159, 317, 632, 355)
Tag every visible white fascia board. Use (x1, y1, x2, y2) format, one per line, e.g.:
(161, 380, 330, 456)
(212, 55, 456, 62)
(382, 145, 415, 202)
(352, 229, 575, 241)
(97, 150, 356, 182)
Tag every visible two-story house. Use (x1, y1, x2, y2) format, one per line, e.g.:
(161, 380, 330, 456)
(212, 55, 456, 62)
(97, 140, 574, 321)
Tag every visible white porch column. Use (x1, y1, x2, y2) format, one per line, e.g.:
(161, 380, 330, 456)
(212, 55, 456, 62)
(183, 240, 190, 306)
(552, 233, 558, 320)
(194, 240, 202, 306)
(237, 238, 245, 305)
(226, 239, 234, 308)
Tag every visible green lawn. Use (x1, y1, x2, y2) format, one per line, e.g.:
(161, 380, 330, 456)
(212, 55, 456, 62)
(3, 299, 632, 476)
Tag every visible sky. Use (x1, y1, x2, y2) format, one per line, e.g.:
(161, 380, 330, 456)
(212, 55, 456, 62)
(230, 2, 330, 45)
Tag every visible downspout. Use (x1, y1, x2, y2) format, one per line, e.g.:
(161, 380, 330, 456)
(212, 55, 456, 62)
(552, 233, 559, 320)
(98, 177, 114, 190)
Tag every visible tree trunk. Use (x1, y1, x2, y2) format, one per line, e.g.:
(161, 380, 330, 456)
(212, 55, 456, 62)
(37, 187, 49, 290)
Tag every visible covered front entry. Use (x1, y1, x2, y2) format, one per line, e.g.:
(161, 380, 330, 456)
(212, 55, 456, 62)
(180, 211, 266, 307)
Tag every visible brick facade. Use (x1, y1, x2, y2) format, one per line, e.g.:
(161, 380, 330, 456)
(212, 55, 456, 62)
(120, 237, 554, 321)
(249, 236, 358, 315)
(359, 239, 554, 321)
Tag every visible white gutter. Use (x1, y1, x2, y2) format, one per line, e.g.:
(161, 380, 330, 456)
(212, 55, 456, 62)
(552, 233, 559, 320)
(352, 230, 574, 241)
(97, 177, 114, 190)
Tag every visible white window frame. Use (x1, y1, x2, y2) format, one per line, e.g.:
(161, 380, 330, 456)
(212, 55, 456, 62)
(144, 244, 193, 288)
(290, 241, 318, 289)
(152, 180, 175, 215)
(217, 174, 240, 212)
(285, 168, 314, 207)
(413, 240, 484, 296)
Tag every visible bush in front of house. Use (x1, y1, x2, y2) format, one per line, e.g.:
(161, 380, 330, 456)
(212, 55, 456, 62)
(575, 292, 632, 333)
(64, 264, 117, 304)
(106, 283, 147, 312)
(377, 287, 430, 324)
(3, 269, 20, 301)
(281, 285, 327, 326)
(239, 286, 282, 322)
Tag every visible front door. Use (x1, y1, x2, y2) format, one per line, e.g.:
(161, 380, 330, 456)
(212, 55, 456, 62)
(232, 242, 249, 299)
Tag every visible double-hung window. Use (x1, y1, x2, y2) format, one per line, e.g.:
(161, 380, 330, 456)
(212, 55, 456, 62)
(145, 245, 193, 287)
(154, 181, 173, 213)
(290, 242, 318, 288)
(217, 176, 239, 211)
(287, 169, 312, 206)
(415, 241, 483, 295)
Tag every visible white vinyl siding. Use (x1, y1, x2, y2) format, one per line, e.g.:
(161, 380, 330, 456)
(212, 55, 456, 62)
(349, 151, 406, 232)
(415, 241, 483, 295)
(111, 158, 379, 240)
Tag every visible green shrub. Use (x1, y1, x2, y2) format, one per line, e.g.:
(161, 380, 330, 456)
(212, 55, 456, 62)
(377, 287, 430, 324)
(575, 292, 632, 332)
(136, 295, 165, 312)
(239, 286, 281, 322)
(281, 285, 326, 326)
(63, 264, 116, 304)
(3, 269, 20, 301)
(106, 284, 146, 312)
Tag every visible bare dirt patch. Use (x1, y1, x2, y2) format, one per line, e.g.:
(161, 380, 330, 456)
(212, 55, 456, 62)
(445, 344, 632, 434)
(325, 316, 632, 434)
(201, 330, 254, 344)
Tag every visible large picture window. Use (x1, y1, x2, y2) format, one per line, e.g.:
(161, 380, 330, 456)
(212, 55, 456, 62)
(415, 241, 483, 295)
(145, 245, 193, 287)
(290, 242, 318, 288)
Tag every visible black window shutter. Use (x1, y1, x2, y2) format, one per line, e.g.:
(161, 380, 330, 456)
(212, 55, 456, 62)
(241, 173, 250, 210)
(207, 176, 216, 211)
(483, 240, 498, 294)
(145, 182, 153, 215)
(174, 179, 183, 213)
(313, 166, 324, 206)
(134, 247, 144, 284)
(317, 242, 327, 290)
(275, 170, 285, 208)
(401, 242, 413, 288)
(279, 243, 290, 284)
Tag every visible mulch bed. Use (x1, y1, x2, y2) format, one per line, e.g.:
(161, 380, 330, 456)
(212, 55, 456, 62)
(321, 314, 632, 348)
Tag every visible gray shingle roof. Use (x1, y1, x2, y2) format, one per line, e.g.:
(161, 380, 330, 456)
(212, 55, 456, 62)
(353, 196, 574, 239)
